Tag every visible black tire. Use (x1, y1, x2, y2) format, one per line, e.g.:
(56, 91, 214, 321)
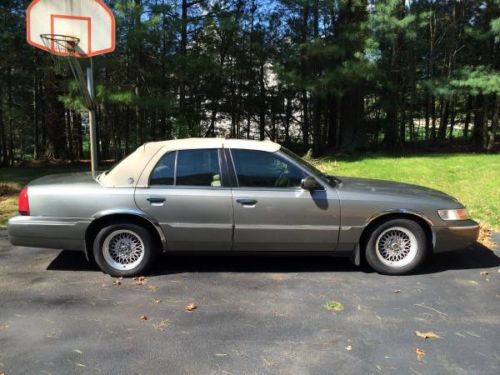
(93, 223, 157, 277)
(365, 218, 427, 275)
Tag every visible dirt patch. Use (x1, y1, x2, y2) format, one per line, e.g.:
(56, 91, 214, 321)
(478, 225, 497, 250)
(0, 184, 19, 197)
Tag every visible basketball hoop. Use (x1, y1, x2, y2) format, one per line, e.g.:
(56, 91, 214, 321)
(27, 0, 116, 178)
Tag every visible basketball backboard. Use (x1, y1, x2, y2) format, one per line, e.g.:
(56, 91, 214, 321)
(27, 0, 115, 58)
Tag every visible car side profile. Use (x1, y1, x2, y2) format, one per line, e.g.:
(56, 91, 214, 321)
(8, 138, 479, 276)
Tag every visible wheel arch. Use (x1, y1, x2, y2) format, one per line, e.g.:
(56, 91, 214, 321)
(358, 211, 434, 262)
(85, 210, 166, 260)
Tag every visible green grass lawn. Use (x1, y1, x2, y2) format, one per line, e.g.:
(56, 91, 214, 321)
(0, 154, 499, 230)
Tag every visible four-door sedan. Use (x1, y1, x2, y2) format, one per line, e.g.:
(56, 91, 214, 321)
(8, 138, 479, 276)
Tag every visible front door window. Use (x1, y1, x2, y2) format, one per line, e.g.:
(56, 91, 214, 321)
(230, 149, 305, 188)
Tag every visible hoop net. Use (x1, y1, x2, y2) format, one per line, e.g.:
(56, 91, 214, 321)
(40, 34, 80, 75)
(40, 33, 94, 108)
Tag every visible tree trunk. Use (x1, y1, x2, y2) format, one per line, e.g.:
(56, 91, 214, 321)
(438, 99, 449, 142)
(301, 1, 309, 149)
(463, 96, 472, 139)
(487, 94, 499, 151)
(472, 95, 484, 147)
(0, 73, 6, 166)
(448, 101, 456, 140)
(339, 88, 364, 152)
(33, 75, 40, 159)
(327, 96, 337, 149)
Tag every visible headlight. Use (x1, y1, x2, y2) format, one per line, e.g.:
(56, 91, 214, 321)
(438, 208, 470, 221)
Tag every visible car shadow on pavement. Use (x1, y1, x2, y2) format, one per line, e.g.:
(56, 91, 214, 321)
(418, 242, 500, 274)
(47, 250, 100, 272)
(47, 242, 499, 276)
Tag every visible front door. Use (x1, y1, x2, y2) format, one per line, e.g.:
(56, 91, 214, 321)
(135, 148, 233, 251)
(228, 149, 340, 251)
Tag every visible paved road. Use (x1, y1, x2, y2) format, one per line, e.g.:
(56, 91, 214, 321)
(0, 231, 499, 375)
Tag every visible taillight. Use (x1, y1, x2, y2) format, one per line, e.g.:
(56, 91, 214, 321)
(18, 186, 30, 216)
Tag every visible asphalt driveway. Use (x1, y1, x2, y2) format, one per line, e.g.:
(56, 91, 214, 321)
(0, 230, 499, 374)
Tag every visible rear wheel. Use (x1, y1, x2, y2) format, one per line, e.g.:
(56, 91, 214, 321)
(365, 218, 427, 275)
(93, 223, 156, 277)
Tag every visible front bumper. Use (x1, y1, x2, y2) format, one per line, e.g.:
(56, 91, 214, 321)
(8, 216, 90, 251)
(433, 219, 480, 253)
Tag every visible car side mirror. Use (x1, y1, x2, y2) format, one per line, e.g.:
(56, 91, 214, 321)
(301, 176, 322, 191)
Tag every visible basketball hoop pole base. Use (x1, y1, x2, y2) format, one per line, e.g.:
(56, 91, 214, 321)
(86, 60, 98, 179)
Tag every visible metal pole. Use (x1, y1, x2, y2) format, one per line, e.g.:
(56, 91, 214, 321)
(86, 59, 98, 179)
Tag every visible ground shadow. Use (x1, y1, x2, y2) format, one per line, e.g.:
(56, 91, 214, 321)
(47, 242, 499, 276)
(47, 250, 99, 272)
(418, 242, 500, 274)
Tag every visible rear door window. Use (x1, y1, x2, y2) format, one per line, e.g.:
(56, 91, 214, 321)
(176, 149, 222, 187)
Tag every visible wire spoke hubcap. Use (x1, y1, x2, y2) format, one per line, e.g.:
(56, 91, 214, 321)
(375, 226, 418, 268)
(103, 230, 145, 271)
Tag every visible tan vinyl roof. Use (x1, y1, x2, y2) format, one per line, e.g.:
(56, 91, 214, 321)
(98, 138, 281, 187)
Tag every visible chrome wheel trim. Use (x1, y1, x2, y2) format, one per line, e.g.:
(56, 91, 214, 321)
(102, 229, 145, 271)
(375, 226, 418, 268)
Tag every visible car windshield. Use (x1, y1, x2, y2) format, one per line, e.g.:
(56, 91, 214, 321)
(280, 147, 339, 187)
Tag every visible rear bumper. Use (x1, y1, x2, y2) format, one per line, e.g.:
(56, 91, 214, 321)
(8, 216, 90, 251)
(433, 220, 480, 253)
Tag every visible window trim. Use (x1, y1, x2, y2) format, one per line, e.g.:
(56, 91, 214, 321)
(227, 148, 314, 191)
(149, 148, 226, 189)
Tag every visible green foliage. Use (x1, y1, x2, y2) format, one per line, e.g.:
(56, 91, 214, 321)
(0, 0, 499, 166)
(491, 17, 500, 42)
(451, 66, 500, 95)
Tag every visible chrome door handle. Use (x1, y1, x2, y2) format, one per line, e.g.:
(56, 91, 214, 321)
(236, 198, 257, 206)
(147, 197, 166, 204)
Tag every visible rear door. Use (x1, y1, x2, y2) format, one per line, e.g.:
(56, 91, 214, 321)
(135, 148, 233, 251)
(227, 148, 340, 251)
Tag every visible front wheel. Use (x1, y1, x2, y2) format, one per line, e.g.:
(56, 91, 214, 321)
(93, 223, 156, 277)
(365, 218, 427, 275)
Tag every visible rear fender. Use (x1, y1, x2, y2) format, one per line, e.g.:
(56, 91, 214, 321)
(85, 209, 167, 260)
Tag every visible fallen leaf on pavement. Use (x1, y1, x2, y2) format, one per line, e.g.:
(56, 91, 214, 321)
(185, 303, 197, 312)
(153, 319, 170, 331)
(140, 315, 148, 321)
(134, 276, 147, 285)
(262, 358, 273, 368)
(148, 285, 158, 292)
(480, 271, 488, 276)
(325, 301, 344, 312)
(415, 348, 425, 361)
(415, 331, 440, 339)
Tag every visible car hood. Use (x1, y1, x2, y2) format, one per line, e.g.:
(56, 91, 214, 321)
(336, 176, 459, 203)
